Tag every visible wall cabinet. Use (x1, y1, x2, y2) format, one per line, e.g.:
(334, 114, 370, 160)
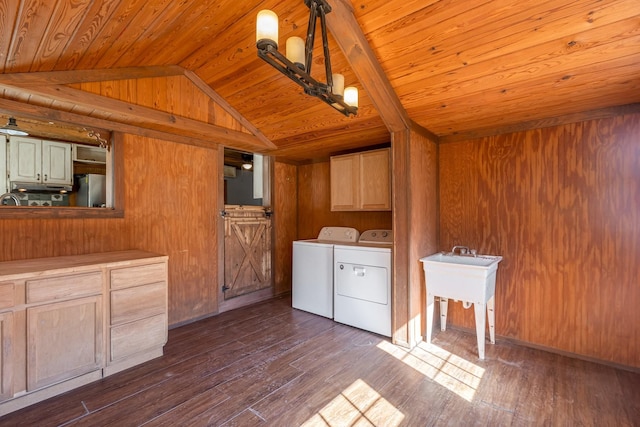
(330, 147, 391, 211)
(0, 251, 168, 416)
(8, 136, 72, 186)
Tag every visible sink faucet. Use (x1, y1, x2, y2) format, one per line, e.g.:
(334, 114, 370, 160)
(0, 193, 22, 206)
(450, 245, 477, 256)
(451, 245, 469, 255)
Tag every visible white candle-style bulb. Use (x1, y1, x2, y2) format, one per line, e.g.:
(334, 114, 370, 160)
(286, 37, 305, 68)
(332, 73, 345, 97)
(256, 10, 278, 48)
(344, 86, 358, 108)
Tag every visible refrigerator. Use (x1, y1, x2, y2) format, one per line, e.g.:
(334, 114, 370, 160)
(75, 174, 106, 207)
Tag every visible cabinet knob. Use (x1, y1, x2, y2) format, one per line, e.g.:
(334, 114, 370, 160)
(44, 174, 48, 182)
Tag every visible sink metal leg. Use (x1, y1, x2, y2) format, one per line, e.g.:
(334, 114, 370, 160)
(487, 295, 495, 344)
(439, 297, 448, 331)
(473, 302, 486, 359)
(426, 293, 435, 344)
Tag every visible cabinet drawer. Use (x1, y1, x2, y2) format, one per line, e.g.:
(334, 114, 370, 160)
(0, 283, 15, 310)
(110, 263, 166, 290)
(110, 282, 166, 325)
(110, 314, 167, 362)
(26, 272, 102, 303)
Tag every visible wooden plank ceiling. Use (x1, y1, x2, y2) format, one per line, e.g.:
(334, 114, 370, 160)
(0, 0, 638, 162)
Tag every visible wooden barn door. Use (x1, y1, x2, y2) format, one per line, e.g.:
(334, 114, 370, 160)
(221, 206, 273, 311)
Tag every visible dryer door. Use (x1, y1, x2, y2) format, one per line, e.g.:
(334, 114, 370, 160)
(335, 263, 388, 305)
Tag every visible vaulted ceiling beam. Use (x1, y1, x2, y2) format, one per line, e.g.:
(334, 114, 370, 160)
(0, 83, 271, 152)
(0, 66, 185, 86)
(325, 0, 412, 133)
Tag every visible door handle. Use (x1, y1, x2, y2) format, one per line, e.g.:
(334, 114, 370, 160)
(353, 267, 366, 277)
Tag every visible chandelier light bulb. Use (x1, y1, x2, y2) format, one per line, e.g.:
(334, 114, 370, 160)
(256, 10, 278, 49)
(344, 86, 358, 108)
(332, 73, 345, 97)
(286, 37, 306, 69)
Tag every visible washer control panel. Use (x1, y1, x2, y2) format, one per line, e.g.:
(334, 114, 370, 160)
(317, 226, 360, 243)
(359, 229, 393, 245)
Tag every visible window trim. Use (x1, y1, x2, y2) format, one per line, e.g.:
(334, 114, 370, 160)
(0, 133, 124, 219)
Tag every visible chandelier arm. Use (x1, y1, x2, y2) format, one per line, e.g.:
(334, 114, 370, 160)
(257, 46, 356, 117)
(305, 1, 319, 76)
(258, 45, 324, 91)
(317, 3, 334, 90)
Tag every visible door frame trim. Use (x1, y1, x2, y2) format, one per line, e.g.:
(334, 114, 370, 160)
(217, 148, 274, 313)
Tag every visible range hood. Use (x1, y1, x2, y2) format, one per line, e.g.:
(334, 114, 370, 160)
(10, 181, 72, 193)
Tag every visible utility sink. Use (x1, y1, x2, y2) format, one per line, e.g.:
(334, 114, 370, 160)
(420, 252, 503, 359)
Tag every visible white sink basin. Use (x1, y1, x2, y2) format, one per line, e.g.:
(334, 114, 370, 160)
(420, 252, 503, 359)
(422, 253, 502, 268)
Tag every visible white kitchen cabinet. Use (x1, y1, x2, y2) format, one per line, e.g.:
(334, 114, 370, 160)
(8, 136, 72, 186)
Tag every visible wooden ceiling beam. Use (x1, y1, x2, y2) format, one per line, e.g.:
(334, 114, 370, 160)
(0, 66, 185, 86)
(0, 84, 271, 152)
(183, 70, 277, 149)
(325, 0, 411, 133)
(0, 97, 267, 153)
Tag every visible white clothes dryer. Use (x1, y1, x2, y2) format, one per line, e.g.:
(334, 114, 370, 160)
(333, 229, 393, 336)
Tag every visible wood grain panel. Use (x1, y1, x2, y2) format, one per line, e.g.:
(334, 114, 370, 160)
(297, 161, 392, 240)
(122, 134, 218, 325)
(273, 161, 297, 296)
(438, 112, 640, 368)
(407, 129, 439, 345)
(392, 128, 439, 348)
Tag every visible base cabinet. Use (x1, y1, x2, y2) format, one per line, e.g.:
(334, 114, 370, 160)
(0, 250, 168, 416)
(106, 263, 168, 375)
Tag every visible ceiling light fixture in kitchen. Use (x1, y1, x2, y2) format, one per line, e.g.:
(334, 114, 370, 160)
(256, 0, 358, 116)
(241, 153, 253, 170)
(0, 117, 29, 136)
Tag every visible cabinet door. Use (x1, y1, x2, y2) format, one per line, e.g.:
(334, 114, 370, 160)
(0, 312, 13, 401)
(9, 137, 41, 183)
(41, 140, 72, 185)
(359, 148, 391, 210)
(0, 138, 6, 193)
(330, 154, 359, 211)
(27, 295, 103, 391)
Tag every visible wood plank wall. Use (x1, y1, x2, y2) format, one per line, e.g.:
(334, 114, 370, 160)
(438, 113, 640, 368)
(273, 161, 298, 296)
(392, 128, 439, 348)
(0, 134, 219, 326)
(297, 161, 392, 239)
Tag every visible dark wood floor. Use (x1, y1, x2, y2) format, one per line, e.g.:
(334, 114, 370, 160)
(1, 296, 638, 426)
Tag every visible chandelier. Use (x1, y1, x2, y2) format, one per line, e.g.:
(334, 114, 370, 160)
(256, 0, 358, 116)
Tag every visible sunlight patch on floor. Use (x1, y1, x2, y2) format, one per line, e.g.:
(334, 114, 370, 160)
(376, 340, 485, 402)
(301, 378, 405, 426)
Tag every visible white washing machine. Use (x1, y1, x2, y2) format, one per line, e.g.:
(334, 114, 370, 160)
(333, 230, 393, 337)
(292, 227, 359, 318)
